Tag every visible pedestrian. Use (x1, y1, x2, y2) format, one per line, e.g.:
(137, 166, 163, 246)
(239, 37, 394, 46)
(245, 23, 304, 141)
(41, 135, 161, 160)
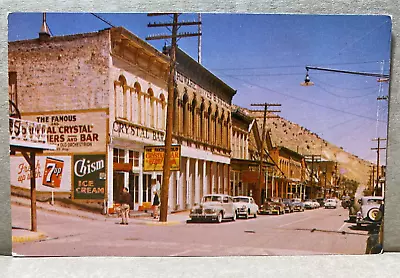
(153, 191, 160, 219)
(119, 187, 132, 225)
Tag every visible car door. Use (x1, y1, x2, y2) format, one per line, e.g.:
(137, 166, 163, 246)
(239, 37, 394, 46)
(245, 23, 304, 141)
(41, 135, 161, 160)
(222, 196, 231, 218)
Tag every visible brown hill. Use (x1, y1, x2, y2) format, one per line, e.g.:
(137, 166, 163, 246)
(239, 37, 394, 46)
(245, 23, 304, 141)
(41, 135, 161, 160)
(245, 109, 373, 187)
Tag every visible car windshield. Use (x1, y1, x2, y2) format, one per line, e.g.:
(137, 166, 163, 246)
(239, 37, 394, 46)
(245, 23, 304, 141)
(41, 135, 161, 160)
(233, 197, 249, 203)
(366, 199, 383, 205)
(203, 196, 222, 202)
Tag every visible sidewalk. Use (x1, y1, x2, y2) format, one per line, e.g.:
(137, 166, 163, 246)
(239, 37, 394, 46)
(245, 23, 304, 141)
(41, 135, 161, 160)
(11, 196, 190, 242)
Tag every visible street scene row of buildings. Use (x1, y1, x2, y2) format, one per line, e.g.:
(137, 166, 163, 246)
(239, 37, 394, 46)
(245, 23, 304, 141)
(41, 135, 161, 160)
(9, 26, 344, 213)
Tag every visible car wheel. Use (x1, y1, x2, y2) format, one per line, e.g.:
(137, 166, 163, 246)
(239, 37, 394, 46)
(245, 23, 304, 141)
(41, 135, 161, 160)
(368, 208, 382, 222)
(254, 212, 257, 218)
(244, 212, 249, 219)
(232, 212, 236, 221)
(216, 212, 223, 223)
(281, 209, 285, 215)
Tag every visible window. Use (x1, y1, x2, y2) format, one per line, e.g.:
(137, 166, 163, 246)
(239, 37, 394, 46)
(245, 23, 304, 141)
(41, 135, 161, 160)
(129, 150, 140, 167)
(9, 72, 17, 116)
(113, 148, 125, 163)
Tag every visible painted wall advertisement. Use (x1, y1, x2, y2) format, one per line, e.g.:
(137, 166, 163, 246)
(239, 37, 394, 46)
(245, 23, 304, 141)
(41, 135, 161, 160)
(73, 154, 106, 200)
(23, 110, 108, 153)
(143, 145, 181, 172)
(10, 155, 71, 192)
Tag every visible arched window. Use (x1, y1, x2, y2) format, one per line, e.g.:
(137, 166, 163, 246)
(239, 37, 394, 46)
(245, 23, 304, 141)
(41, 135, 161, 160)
(200, 101, 205, 142)
(226, 115, 231, 151)
(214, 109, 219, 146)
(191, 98, 197, 139)
(148, 88, 155, 128)
(134, 82, 141, 124)
(208, 106, 213, 144)
(183, 93, 189, 136)
(116, 75, 127, 119)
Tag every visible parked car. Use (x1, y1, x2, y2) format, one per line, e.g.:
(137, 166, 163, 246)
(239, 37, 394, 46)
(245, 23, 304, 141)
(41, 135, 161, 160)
(316, 198, 325, 207)
(312, 199, 320, 208)
(189, 194, 236, 223)
(291, 200, 305, 212)
(259, 198, 285, 215)
(282, 198, 295, 213)
(356, 196, 384, 227)
(233, 196, 258, 219)
(324, 198, 338, 209)
(303, 199, 315, 209)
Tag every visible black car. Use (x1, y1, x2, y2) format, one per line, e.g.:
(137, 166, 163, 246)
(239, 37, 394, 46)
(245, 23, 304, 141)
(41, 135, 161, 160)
(282, 199, 294, 213)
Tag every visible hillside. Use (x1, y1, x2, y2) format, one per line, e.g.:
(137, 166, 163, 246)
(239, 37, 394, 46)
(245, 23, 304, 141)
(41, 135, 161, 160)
(246, 109, 373, 186)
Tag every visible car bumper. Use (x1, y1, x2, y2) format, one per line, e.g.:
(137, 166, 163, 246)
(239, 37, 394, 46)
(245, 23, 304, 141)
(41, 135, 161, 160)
(356, 218, 381, 225)
(259, 209, 279, 214)
(190, 213, 218, 221)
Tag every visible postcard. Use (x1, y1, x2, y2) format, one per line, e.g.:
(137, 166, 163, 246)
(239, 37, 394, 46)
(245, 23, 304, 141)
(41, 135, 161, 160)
(8, 13, 391, 256)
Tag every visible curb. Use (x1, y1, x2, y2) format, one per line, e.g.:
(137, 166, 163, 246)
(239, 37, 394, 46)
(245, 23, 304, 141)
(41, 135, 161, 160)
(12, 232, 47, 243)
(144, 221, 181, 226)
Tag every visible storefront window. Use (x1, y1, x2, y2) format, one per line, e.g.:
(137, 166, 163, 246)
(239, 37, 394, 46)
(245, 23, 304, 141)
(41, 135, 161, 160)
(129, 150, 140, 167)
(113, 148, 125, 163)
(142, 174, 152, 203)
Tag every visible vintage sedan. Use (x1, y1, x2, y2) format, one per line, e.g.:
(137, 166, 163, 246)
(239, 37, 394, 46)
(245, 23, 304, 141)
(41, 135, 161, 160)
(324, 199, 338, 209)
(259, 198, 285, 215)
(291, 200, 305, 212)
(282, 199, 295, 213)
(303, 199, 315, 209)
(356, 196, 384, 227)
(233, 196, 258, 219)
(189, 194, 236, 223)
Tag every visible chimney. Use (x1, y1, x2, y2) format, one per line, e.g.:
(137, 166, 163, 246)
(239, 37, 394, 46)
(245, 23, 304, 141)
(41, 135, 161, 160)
(39, 13, 51, 40)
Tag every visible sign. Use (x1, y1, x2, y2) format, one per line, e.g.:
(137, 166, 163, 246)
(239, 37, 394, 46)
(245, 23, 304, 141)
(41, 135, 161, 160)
(143, 145, 181, 172)
(112, 120, 165, 143)
(42, 157, 64, 188)
(113, 162, 133, 172)
(10, 155, 71, 192)
(23, 111, 107, 153)
(73, 154, 106, 200)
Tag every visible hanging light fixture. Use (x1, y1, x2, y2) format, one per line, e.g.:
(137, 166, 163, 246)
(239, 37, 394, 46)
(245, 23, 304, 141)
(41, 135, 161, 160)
(300, 69, 314, 86)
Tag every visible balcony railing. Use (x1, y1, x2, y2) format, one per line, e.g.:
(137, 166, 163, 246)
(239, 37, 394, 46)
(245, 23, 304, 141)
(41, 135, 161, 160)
(9, 117, 49, 145)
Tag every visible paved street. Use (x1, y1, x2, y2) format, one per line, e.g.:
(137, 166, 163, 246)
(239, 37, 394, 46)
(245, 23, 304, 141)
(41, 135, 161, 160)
(12, 204, 370, 256)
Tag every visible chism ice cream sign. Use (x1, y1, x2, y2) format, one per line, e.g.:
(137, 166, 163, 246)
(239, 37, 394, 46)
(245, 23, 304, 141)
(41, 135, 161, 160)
(73, 154, 106, 200)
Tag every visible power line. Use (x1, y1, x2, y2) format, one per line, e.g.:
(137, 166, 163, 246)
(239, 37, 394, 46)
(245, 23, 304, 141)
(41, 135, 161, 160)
(314, 83, 380, 99)
(311, 76, 383, 91)
(209, 60, 389, 71)
(91, 13, 115, 28)
(220, 73, 387, 123)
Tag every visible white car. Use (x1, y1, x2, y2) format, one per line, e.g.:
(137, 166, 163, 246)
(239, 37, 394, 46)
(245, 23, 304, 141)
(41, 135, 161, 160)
(303, 200, 315, 209)
(189, 194, 236, 223)
(324, 199, 338, 209)
(312, 199, 320, 208)
(233, 196, 259, 219)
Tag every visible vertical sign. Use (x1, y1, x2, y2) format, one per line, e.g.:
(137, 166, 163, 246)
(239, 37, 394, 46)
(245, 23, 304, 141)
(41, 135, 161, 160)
(42, 157, 64, 188)
(73, 154, 106, 200)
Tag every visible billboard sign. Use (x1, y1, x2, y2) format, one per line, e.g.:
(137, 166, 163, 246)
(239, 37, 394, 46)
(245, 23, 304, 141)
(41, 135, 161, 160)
(73, 154, 106, 200)
(143, 145, 181, 172)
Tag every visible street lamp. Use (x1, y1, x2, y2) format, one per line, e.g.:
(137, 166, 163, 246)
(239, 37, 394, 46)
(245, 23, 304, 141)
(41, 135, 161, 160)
(300, 70, 314, 86)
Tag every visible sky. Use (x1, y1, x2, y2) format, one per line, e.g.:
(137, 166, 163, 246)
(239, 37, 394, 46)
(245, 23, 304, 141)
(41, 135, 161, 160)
(8, 13, 392, 163)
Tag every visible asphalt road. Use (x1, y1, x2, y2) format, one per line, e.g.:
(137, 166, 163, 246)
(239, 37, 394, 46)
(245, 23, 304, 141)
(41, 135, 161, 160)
(12, 205, 370, 256)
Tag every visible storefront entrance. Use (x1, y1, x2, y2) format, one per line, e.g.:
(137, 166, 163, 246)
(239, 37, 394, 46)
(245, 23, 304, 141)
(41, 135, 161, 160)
(113, 172, 124, 202)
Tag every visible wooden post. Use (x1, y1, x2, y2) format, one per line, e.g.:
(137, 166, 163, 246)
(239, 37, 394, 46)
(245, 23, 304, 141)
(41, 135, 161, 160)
(30, 152, 37, 232)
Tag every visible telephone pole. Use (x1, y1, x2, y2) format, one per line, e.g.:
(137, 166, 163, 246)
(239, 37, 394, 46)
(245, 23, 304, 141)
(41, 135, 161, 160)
(304, 154, 321, 199)
(371, 138, 386, 196)
(250, 103, 281, 205)
(147, 13, 201, 222)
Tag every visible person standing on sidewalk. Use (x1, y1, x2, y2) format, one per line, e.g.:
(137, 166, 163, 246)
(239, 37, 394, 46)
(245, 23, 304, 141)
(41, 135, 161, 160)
(119, 187, 132, 225)
(153, 191, 160, 219)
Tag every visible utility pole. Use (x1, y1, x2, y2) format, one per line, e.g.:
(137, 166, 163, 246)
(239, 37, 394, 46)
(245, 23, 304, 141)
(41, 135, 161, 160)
(250, 103, 281, 205)
(147, 13, 201, 222)
(304, 154, 321, 199)
(371, 138, 386, 196)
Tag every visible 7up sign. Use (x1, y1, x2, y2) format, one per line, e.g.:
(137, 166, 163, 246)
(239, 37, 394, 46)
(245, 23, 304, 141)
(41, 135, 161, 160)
(42, 157, 64, 188)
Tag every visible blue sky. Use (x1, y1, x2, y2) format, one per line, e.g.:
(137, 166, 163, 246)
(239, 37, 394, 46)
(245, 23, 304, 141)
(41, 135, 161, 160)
(8, 13, 392, 163)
